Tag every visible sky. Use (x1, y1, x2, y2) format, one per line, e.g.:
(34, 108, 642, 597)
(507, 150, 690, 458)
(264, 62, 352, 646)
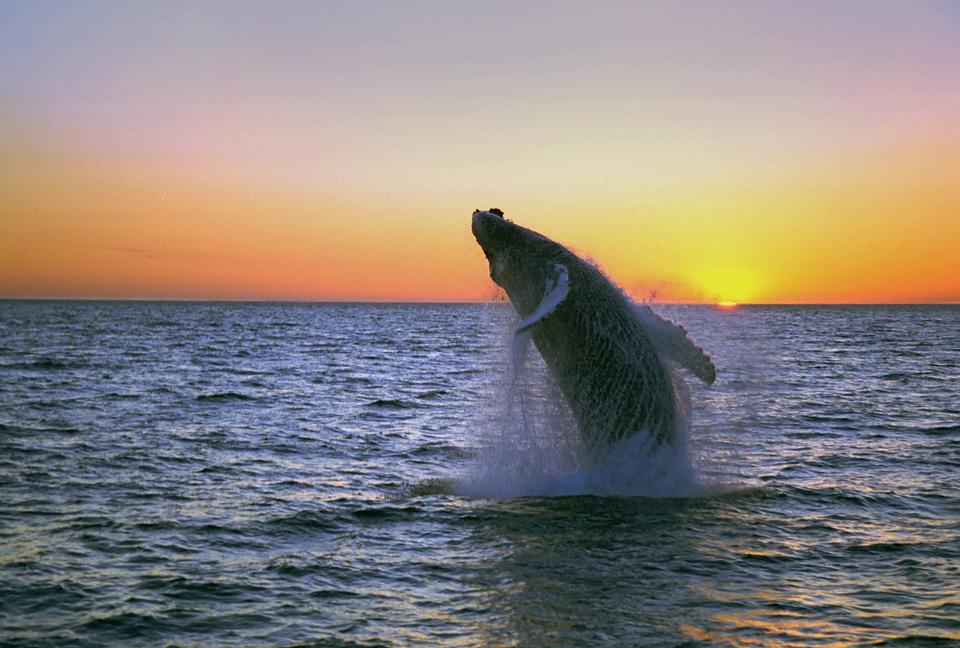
(1, 1, 958, 303)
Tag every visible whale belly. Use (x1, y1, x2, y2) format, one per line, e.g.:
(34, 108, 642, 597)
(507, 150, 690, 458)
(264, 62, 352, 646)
(531, 294, 677, 450)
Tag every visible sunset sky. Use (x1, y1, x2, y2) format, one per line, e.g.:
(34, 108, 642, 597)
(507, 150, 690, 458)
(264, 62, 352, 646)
(2, 1, 958, 303)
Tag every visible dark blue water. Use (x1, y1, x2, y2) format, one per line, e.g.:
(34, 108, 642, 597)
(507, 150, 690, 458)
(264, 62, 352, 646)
(1, 301, 958, 646)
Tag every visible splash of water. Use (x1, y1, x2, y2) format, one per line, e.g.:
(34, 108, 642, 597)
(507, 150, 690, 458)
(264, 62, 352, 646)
(456, 301, 718, 498)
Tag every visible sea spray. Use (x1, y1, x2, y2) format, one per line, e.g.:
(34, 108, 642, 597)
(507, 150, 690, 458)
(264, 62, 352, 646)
(457, 318, 585, 498)
(457, 302, 706, 497)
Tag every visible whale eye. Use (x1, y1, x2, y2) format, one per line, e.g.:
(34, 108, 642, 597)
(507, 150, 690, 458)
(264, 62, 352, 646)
(489, 208, 504, 217)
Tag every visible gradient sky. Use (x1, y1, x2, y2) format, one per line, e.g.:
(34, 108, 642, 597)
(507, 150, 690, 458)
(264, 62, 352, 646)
(2, 1, 958, 302)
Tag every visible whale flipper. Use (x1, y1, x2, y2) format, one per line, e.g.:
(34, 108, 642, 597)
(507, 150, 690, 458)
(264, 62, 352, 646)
(515, 263, 569, 334)
(634, 304, 716, 385)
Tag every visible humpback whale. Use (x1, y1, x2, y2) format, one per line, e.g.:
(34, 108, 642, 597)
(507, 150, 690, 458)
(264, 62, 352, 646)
(471, 208, 715, 454)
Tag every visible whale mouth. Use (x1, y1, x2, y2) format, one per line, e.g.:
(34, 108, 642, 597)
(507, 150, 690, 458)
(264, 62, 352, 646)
(471, 209, 512, 284)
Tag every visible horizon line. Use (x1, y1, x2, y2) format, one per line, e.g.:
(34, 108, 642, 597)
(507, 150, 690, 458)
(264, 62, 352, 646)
(1, 297, 958, 307)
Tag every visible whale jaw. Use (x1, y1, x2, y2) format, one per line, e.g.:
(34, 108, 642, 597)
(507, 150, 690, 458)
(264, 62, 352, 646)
(471, 209, 523, 291)
(470, 209, 568, 319)
(471, 209, 509, 264)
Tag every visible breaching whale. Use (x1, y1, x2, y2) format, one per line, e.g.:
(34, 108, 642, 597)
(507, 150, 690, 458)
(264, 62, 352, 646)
(471, 208, 715, 453)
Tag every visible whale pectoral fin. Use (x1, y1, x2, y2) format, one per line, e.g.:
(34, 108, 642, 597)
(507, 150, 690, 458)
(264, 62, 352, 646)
(515, 263, 570, 334)
(634, 304, 717, 384)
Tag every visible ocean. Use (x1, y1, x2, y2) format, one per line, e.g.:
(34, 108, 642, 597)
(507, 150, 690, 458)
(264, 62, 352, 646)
(1, 301, 957, 646)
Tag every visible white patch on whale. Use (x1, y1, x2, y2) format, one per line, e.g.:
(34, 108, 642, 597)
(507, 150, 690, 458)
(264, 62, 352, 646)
(515, 262, 569, 335)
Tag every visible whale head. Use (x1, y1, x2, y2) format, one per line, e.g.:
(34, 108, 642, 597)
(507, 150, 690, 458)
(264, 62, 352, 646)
(471, 209, 568, 316)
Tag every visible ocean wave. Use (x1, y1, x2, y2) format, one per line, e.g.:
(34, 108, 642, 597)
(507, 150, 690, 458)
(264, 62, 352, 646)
(78, 610, 171, 638)
(0, 422, 82, 436)
(920, 424, 960, 436)
(308, 588, 360, 599)
(878, 371, 912, 381)
(350, 504, 422, 521)
(415, 389, 448, 400)
(195, 391, 257, 402)
(104, 392, 141, 401)
(0, 358, 85, 370)
(139, 574, 266, 601)
(364, 398, 419, 409)
(260, 509, 341, 535)
(402, 441, 474, 461)
(848, 540, 917, 554)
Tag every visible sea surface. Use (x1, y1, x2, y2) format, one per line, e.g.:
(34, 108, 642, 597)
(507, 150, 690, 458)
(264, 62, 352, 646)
(1, 301, 958, 646)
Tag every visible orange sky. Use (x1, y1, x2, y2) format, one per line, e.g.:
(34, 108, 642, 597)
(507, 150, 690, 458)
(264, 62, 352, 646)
(2, 2, 958, 303)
